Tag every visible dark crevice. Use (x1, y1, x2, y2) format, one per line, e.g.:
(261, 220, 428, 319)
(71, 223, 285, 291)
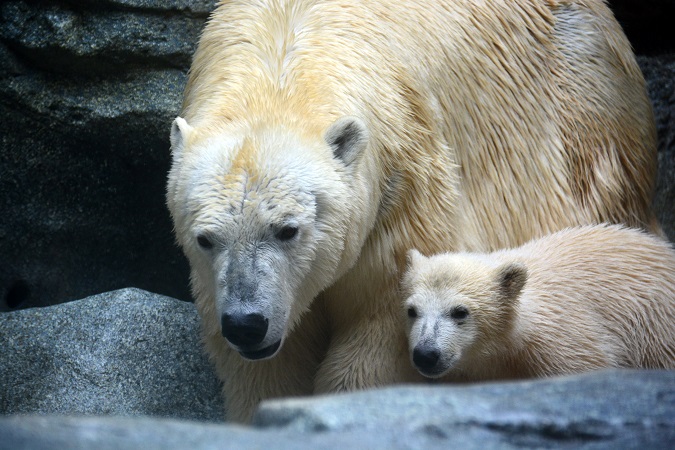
(609, 0, 675, 56)
(6, 279, 31, 309)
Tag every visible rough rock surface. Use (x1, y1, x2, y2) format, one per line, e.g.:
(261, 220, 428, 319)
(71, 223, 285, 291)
(1, 292, 673, 449)
(1, 370, 674, 449)
(255, 370, 675, 448)
(0, 288, 223, 420)
(640, 54, 675, 240)
(0, 0, 215, 310)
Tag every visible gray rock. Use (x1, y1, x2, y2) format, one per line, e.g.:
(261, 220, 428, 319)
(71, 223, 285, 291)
(0, 288, 223, 420)
(655, 150, 675, 240)
(74, 0, 216, 14)
(1, 289, 673, 448)
(640, 54, 675, 240)
(0, 1, 207, 74)
(1, 370, 673, 450)
(0, 415, 402, 450)
(0, 0, 215, 310)
(255, 370, 675, 449)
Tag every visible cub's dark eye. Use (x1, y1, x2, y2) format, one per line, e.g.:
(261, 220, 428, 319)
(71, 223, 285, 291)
(450, 306, 469, 321)
(407, 307, 417, 319)
(275, 225, 299, 241)
(196, 234, 213, 250)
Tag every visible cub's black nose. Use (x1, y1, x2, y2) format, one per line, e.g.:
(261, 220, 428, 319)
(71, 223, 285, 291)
(413, 344, 440, 371)
(221, 312, 268, 347)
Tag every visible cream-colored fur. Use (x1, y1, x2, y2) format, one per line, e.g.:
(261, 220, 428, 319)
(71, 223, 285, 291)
(402, 225, 675, 380)
(167, 0, 660, 422)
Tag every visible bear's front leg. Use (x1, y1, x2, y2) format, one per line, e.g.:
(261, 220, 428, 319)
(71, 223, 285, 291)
(313, 310, 422, 394)
(205, 304, 328, 423)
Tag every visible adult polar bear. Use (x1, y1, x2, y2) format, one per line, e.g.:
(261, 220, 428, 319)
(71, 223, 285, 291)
(167, 0, 659, 422)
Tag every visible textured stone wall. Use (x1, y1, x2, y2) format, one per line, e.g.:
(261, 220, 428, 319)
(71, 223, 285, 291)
(0, 1, 212, 310)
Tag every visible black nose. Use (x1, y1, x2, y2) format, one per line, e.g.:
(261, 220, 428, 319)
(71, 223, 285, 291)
(221, 312, 269, 347)
(413, 344, 440, 371)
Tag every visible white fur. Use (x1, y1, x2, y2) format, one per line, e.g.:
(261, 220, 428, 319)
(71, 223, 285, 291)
(167, 0, 660, 422)
(402, 225, 675, 381)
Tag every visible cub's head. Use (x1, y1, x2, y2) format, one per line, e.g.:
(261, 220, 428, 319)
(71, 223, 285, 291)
(401, 249, 527, 378)
(167, 115, 372, 361)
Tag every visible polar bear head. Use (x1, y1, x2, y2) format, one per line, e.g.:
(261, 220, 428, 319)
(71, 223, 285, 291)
(401, 249, 527, 378)
(167, 115, 373, 360)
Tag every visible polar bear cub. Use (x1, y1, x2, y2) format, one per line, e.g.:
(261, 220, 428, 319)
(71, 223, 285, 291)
(402, 224, 675, 380)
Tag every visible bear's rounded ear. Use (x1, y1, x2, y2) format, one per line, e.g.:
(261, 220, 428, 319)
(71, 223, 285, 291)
(496, 263, 528, 303)
(325, 116, 369, 166)
(170, 117, 193, 154)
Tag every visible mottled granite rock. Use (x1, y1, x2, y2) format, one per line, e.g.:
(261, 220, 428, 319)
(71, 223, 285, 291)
(0, 0, 215, 310)
(1, 370, 673, 450)
(640, 54, 675, 239)
(0, 288, 223, 420)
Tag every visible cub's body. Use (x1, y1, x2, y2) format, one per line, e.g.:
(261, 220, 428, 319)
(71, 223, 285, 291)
(403, 225, 675, 380)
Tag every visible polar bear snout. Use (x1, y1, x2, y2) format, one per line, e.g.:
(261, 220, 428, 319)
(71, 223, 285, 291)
(412, 342, 441, 375)
(220, 309, 284, 361)
(221, 312, 269, 347)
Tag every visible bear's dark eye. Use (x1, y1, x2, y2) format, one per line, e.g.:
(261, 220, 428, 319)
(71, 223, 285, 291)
(407, 307, 417, 319)
(450, 306, 469, 321)
(275, 225, 299, 241)
(196, 234, 213, 250)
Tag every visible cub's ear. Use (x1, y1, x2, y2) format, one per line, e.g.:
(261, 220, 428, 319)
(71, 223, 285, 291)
(496, 262, 528, 303)
(325, 116, 369, 166)
(170, 117, 193, 155)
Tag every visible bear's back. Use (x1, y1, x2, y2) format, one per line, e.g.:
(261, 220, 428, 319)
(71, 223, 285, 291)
(183, 0, 659, 257)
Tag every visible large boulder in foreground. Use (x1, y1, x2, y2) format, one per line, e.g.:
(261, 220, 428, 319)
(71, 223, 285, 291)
(1, 289, 673, 448)
(1, 370, 674, 449)
(0, 288, 223, 420)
